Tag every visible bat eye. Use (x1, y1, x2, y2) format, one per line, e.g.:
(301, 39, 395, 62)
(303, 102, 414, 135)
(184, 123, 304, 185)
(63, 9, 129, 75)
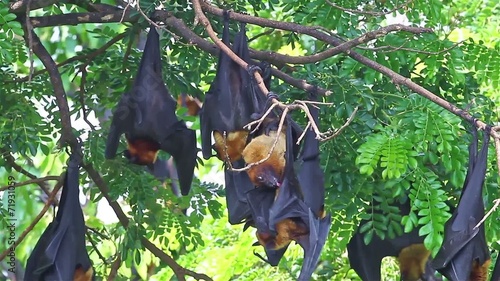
(257, 176, 263, 182)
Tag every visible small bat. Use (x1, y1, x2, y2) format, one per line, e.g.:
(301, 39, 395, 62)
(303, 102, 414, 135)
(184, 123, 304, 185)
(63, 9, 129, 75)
(347, 199, 441, 281)
(432, 126, 491, 281)
(266, 116, 332, 281)
(25, 145, 94, 281)
(105, 25, 197, 196)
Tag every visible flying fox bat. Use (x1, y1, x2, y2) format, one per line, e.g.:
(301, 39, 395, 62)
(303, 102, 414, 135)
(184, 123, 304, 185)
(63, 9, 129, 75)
(177, 93, 202, 116)
(265, 117, 332, 281)
(200, 12, 270, 163)
(347, 199, 441, 281)
(25, 145, 94, 281)
(432, 126, 491, 281)
(105, 25, 197, 196)
(491, 254, 500, 281)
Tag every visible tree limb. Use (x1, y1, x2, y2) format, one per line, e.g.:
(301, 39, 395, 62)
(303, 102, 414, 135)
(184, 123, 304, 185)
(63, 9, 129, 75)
(0, 174, 64, 262)
(83, 164, 213, 281)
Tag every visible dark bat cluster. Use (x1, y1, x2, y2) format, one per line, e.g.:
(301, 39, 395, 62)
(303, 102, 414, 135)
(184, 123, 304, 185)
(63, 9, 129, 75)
(23, 11, 499, 281)
(347, 125, 497, 281)
(199, 11, 332, 280)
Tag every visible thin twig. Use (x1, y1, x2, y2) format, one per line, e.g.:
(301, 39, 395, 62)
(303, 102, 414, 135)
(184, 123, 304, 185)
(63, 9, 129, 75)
(297, 122, 311, 144)
(326, 0, 414, 17)
(473, 199, 500, 230)
(86, 230, 108, 265)
(322, 106, 359, 141)
(229, 107, 289, 172)
(0, 176, 60, 192)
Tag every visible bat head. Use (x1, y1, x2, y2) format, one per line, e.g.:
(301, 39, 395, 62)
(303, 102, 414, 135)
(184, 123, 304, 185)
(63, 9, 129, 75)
(242, 130, 286, 188)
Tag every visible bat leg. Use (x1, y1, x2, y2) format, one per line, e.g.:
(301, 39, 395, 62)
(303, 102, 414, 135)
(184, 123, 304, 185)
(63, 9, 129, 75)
(296, 212, 332, 281)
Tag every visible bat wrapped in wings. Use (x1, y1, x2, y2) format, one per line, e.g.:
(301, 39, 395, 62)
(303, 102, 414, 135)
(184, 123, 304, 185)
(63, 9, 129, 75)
(347, 199, 441, 281)
(201, 12, 274, 224)
(200, 12, 267, 163)
(268, 115, 332, 281)
(25, 143, 94, 281)
(105, 24, 197, 196)
(246, 106, 331, 280)
(432, 126, 491, 281)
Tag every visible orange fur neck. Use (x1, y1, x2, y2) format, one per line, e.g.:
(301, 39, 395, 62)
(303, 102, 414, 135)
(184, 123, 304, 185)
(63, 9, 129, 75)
(126, 138, 160, 165)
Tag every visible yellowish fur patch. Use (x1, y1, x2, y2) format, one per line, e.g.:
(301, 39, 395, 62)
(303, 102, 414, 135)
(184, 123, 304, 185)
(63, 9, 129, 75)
(397, 244, 430, 281)
(213, 130, 249, 162)
(242, 131, 286, 186)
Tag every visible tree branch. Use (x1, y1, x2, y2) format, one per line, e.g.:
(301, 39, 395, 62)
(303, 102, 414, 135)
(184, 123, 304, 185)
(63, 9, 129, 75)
(21, 18, 74, 147)
(8, 32, 126, 84)
(201, 3, 499, 139)
(83, 164, 212, 281)
(0, 176, 60, 192)
(0, 174, 64, 261)
(0, 148, 54, 200)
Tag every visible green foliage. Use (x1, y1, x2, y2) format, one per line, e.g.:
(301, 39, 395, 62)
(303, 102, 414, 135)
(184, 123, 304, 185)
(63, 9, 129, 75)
(0, 0, 499, 280)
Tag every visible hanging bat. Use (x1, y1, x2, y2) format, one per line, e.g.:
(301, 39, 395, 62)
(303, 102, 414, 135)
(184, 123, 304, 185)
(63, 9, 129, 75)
(491, 253, 500, 281)
(265, 116, 332, 281)
(25, 145, 94, 281)
(432, 126, 491, 281)
(200, 12, 271, 163)
(347, 199, 441, 281)
(105, 25, 197, 196)
(177, 93, 202, 117)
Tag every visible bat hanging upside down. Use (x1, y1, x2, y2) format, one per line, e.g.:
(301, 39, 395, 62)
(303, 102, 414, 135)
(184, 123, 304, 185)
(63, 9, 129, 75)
(105, 24, 197, 196)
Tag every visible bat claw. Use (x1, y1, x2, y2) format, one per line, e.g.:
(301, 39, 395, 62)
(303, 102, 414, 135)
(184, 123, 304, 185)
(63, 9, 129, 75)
(247, 64, 263, 76)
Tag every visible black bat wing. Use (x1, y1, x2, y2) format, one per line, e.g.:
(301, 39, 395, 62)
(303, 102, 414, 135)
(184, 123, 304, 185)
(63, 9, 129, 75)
(25, 146, 93, 280)
(269, 118, 330, 281)
(159, 125, 197, 196)
(347, 229, 391, 281)
(297, 91, 324, 217)
(246, 187, 288, 266)
(432, 127, 490, 280)
(234, 21, 268, 114)
(225, 159, 253, 224)
(200, 12, 231, 159)
(296, 212, 332, 281)
(491, 253, 500, 281)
